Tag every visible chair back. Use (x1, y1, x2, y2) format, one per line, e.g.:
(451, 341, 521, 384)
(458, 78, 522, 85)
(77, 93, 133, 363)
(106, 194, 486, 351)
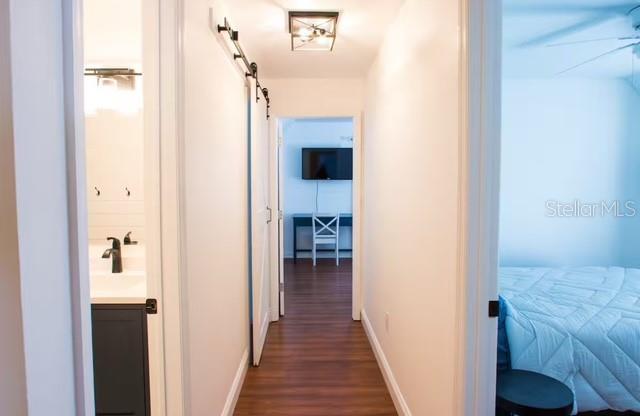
(312, 213, 340, 239)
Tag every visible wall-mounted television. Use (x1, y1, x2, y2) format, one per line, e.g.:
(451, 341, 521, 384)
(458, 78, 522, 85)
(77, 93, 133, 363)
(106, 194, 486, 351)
(302, 148, 353, 180)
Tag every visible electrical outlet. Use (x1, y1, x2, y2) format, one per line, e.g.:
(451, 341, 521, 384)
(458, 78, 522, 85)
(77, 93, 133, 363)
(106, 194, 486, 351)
(385, 312, 390, 333)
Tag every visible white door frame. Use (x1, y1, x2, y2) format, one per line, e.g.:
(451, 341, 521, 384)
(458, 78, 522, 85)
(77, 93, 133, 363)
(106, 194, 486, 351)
(269, 114, 363, 322)
(456, 0, 502, 415)
(270, 119, 283, 319)
(157, 0, 186, 413)
(62, 0, 95, 413)
(142, 0, 168, 414)
(64, 0, 184, 414)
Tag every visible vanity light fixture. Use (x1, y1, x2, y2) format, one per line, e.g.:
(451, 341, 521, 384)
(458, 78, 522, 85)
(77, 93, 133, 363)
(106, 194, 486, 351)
(84, 68, 141, 89)
(84, 68, 142, 115)
(288, 11, 339, 52)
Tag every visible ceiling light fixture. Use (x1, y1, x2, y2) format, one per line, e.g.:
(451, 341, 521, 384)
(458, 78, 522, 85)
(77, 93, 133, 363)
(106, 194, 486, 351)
(288, 11, 339, 52)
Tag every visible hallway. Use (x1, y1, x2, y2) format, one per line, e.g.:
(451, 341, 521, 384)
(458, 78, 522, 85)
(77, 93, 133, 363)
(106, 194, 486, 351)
(235, 259, 396, 415)
(0, 1, 476, 414)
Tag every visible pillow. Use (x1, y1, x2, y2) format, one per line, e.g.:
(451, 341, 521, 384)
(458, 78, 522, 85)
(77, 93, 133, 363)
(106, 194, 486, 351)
(497, 296, 511, 371)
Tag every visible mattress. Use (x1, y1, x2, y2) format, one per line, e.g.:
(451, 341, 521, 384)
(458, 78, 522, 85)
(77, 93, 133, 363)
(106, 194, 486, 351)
(500, 267, 640, 413)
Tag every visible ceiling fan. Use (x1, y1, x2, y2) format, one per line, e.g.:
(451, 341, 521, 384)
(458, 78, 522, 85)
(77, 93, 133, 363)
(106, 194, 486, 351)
(548, 4, 640, 75)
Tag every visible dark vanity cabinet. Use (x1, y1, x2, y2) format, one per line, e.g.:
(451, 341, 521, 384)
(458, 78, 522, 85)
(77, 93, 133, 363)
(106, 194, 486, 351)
(91, 304, 150, 416)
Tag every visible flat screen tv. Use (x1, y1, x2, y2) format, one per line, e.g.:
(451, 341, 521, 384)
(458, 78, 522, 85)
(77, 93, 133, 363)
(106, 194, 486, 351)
(302, 148, 353, 180)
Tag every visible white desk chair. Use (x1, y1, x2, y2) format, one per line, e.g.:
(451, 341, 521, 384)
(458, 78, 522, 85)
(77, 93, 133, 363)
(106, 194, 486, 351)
(312, 213, 340, 267)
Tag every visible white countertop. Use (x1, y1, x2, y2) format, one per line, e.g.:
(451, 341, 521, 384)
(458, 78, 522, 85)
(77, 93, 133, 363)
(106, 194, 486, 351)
(90, 271, 147, 304)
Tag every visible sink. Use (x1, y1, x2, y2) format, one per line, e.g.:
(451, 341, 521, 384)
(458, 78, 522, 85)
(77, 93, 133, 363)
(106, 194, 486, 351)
(91, 272, 146, 304)
(89, 241, 147, 303)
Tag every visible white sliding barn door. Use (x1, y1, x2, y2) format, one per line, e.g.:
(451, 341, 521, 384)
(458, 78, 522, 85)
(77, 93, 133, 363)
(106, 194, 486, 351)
(249, 78, 271, 365)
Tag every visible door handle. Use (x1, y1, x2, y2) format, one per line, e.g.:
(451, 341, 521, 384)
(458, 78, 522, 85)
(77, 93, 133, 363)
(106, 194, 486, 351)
(266, 207, 273, 224)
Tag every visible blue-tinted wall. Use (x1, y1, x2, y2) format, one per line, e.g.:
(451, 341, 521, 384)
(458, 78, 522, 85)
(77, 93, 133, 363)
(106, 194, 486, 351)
(500, 78, 640, 267)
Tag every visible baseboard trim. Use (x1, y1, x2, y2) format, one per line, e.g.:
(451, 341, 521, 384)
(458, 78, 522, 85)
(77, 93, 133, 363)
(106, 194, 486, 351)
(361, 309, 412, 416)
(221, 348, 249, 416)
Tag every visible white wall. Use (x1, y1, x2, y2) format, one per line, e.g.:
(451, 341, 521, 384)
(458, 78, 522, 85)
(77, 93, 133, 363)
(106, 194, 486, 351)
(362, 0, 462, 414)
(83, 0, 142, 66)
(264, 78, 364, 118)
(8, 0, 78, 413)
(181, 1, 249, 414)
(282, 118, 354, 258)
(0, 0, 28, 413)
(85, 110, 145, 239)
(501, 78, 640, 268)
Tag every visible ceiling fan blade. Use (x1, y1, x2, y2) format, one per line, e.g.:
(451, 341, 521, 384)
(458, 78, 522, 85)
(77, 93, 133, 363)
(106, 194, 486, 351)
(547, 36, 640, 47)
(517, 13, 623, 48)
(557, 42, 640, 75)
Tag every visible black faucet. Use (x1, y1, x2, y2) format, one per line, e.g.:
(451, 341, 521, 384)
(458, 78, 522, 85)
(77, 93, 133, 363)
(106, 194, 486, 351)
(124, 231, 138, 245)
(102, 237, 123, 274)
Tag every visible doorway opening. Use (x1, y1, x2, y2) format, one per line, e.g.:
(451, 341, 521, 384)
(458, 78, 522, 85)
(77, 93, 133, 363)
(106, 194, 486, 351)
(494, 3, 640, 416)
(280, 117, 355, 320)
(81, 0, 165, 415)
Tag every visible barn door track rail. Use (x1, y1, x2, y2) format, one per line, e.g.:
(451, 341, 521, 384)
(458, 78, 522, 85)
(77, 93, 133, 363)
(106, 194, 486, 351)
(217, 17, 271, 119)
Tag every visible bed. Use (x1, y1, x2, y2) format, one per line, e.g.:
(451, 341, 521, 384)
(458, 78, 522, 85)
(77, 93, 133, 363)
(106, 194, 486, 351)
(499, 267, 640, 414)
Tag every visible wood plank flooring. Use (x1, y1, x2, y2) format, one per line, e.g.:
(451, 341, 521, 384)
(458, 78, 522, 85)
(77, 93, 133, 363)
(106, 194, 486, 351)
(234, 259, 397, 416)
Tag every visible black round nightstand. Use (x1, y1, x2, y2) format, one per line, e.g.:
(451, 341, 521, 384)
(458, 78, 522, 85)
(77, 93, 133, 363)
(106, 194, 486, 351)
(496, 370, 574, 416)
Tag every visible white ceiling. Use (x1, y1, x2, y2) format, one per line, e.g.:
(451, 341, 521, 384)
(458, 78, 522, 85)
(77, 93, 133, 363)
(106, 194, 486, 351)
(503, 0, 640, 78)
(222, 0, 405, 79)
(84, 0, 142, 66)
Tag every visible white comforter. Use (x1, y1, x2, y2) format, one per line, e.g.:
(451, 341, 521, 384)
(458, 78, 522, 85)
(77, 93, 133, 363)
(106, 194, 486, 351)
(500, 267, 640, 413)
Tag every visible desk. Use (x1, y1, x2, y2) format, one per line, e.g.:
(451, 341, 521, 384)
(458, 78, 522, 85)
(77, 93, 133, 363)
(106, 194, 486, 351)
(292, 214, 353, 262)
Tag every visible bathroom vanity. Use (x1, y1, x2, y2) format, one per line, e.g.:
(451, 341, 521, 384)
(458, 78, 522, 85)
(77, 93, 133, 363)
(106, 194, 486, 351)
(91, 272, 151, 416)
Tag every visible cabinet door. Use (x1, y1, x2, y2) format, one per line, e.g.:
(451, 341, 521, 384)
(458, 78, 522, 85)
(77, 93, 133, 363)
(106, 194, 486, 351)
(92, 305, 150, 416)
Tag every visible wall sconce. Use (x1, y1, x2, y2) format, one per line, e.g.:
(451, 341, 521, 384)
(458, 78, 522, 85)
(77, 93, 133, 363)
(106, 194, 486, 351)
(288, 11, 339, 52)
(84, 68, 143, 115)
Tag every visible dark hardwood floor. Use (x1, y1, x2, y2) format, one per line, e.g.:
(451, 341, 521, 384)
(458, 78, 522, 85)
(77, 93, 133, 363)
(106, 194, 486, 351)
(234, 259, 397, 416)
